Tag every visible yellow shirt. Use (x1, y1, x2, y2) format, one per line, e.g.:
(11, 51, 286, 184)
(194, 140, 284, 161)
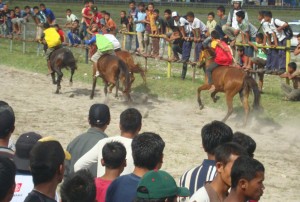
(147, 11, 156, 32)
(44, 28, 61, 48)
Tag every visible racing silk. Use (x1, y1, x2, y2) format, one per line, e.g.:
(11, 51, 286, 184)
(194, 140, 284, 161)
(86, 34, 121, 51)
(44, 27, 61, 48)
(214, 41, 232, 66)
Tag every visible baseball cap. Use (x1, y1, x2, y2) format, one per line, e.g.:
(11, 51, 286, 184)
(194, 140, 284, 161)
(171, 11, 178, 17)
(137, 170, 190, 199)
(14, 132, 42, 171)
(89, 104, 110, 127)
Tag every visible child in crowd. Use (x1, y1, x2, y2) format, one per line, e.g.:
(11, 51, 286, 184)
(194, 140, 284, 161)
(236, 46, 247, 68)
(54, 24, 65, 43)
(134, 2, 146, 55)
(151, 9, 161, 58)
(120, 10, 128, 32)
(233, 132, 256, 158)
(65, 8, 77, 27)
(280, 62, 300, 101)
(164, 27, 183, 62)
(87, 22, 99, 36)
(215, 5, 227, 39)
(100, 10, 106, 26)
(67, 19, 81, 46)
(95, 142, 127, 202)
(206, 12, 216, 35)
(103, 12, 116, 35)
(144, 3, 155, 57)
(91, 5, 103, 30)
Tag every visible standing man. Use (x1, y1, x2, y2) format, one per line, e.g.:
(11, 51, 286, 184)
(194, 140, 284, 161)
(32, 6, 46, 41)
(40, 4, 55, 25)
(215, 5, 227, 39)
(128, 0, 139, 52)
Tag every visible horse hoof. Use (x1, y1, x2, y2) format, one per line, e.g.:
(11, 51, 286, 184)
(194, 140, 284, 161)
(90, 96, 94, 100)
(213, 96, 220, 103)
(199, 105, 204, 110)
(69, 82, 73, 87)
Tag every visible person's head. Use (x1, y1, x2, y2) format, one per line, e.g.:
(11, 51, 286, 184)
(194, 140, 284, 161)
(186, 11, 195, 23)
(237, 46, 245, 56)
(88, 104, 110, 129)
(232, 0, 242, 9)
(233, 132, 256, 158)
(60, 169, 96, 202)
(120, 108, 142, 135)
(129, 0, 136, 10)
(73, 19, 80, 27)
(83, 0, 89, 7)
(3, 4, 8, 10)
(164, 9, 171, 20)
(66, 9, 72, 16)
(39, 3, 46, 11)
(101, 141, 127, 174)
(288, 62, 297, 74)
(14, 132, 42, 172)
(201, 121, 233, 156)
(0, 101, 15, 143)
(10, 9, 15, 16)
(91, 5, 98, 13)
(54, 24, 61, 31)
(136, 170, 190, 202)
(14, 6, 20, 13)
(255, 33, 264, 44)
(211, 30, 220, 40)
(120, 10, 126, 18)
(100, 10, 106, 16)
(30, 137, 70, 186)
(207, 12, 215, 22)
(43, 22, 50, 29)
(217, 5, 225, 17)
(231, 156, 265, 201)
(297, 33, 300, 44)
(132, 132, 165, 170)
(153, 9, 159, 19)
(214, 142, 248, 187)
(258, 10, 265, 21)
(263, 11, 272, 22)
(171, 11, 179, 21)
(236, 10, 245, 23)
(128, 15, 133, 22)
(0, 156, 16, 202)
(33, 6, 39, 14)
(138, 2, 145, 12)
(147, 3, 154, 12)
(88, 0, 94, 7)
(24, 6, 31, 13)
(104, 12, 111, 20)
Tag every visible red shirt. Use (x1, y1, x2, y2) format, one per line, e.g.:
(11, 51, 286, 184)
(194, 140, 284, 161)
(57, 29, 65, 42)
(83, 7, 92, 26)
(93, 12, 103, 28)
(95, 178, 112, 202)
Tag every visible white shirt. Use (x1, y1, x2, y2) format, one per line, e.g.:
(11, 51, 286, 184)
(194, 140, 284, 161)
(232, 10, 240, 29)
(66, 13, 78, 22)
(189, 186, 210, 202)
(74, 136, 134, 177)
(268, 18, 286, 42)
(260, 19, 272, 34)
(174, 17, 191, 34)
(104, 34, 121, 50)
(190, 17, 207, 34)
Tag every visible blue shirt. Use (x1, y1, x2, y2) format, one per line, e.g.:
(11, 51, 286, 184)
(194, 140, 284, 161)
(43, 8, 55, 21)
(134, 11, 146, 32)
(105, 173, 141, 202)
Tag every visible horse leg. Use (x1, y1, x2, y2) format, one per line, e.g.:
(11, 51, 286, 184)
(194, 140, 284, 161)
(197, 84, 210, 110)
(104, 82, 108, 97)
(109, 84, 115, 93)
(242, 90, 250, 126)
(115, 77, 119, 98)
(211, 91, 220, 103)
(69, 68, 75, 86)
(55, 71, 63, 94)
(130, 73, 135, 85)
(140, 70, 146, 84)
(222, 92, 234, 122)
(51, 72, 57, 85)
(90, 76, 97, 100)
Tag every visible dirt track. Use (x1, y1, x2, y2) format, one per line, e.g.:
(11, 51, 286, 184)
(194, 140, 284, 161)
(1, 65, 299, 201)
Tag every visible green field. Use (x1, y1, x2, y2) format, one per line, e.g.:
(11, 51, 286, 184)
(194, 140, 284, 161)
(1, 1, 300, 123)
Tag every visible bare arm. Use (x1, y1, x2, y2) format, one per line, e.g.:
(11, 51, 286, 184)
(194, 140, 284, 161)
(294, 45, 300, 56)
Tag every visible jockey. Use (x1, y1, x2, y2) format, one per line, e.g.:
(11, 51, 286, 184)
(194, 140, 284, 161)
(85, 33, 121, 77)
(42, 23, 62, 74)
(206, 31, 233, 92)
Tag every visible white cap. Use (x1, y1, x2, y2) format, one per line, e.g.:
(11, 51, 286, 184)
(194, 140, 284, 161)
(171, 11, 178, 17)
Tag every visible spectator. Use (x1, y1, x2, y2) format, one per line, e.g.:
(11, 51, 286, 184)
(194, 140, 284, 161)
(65, 104, 110, 177)
(151, 9, 161, 59)
(236, 46, 247, 68)
(207, 12, 217, 35)
(105, 132, 165, 202)
(0, 0, 3, 10)
(74, 108, 142, 177)
(164, 9, 174, 33)
(224, 156, 265, 202)
(54, 24, 65, 43)
(95, 142, 127, 202)
(40, 3, 56, 25)
(294, 33, 300, 56)
(11, 132, 42, 202)
(2, 4, 12, 35)
(180, 120, 233, 196)
(126, 15, 134, 51)
(280, 62, 300, 101)
(87, 22, 99, 36)
(134, 2, 146, 55)
(100, 10, 106, 27)
(215, 5, 227, 39)
(135, 170, 190, 202)
(91, 5, 103, 29)
(128, 0, 139, 52)
(164, 27, 183, 62)
(0, 9, 6, 35)
(103, 12, 116, 35)
(11, 6, 23, 35)
(79, 0, 91, 40)
(22, 6, 35, 23)
(61, 170, 96, 202)
(0, 101, 15, 159)
(65, 8, 77, 26)
(189, 142, 247, 202)
(32, 6, 47, 40)
(232, 132, 256, 158)
(24, 137, 71, 202)
(0, 156, 16, 202)
(144, 3, 156, 57)
(67, 19, 81, 46)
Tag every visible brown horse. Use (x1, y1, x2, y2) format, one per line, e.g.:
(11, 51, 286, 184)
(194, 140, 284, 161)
(49, 48, 77, 94)
(90, 54, 131, 101)
(198, 48, 261, 125)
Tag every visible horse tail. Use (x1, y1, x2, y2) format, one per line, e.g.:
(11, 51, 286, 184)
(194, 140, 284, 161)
(118, 59, 131, 93)
(243, 75, 261, 110)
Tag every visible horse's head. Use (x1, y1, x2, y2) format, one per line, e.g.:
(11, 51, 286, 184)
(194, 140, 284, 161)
(199, 48, 216, 68)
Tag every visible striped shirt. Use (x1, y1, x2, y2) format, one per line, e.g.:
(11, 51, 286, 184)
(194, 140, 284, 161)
(179, 159, 216, 196)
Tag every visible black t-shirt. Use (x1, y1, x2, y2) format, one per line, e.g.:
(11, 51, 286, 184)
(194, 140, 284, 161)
(156, 17, 166, 34)
(120, 17, 128, 26)
(0, 12, 5, 23)
(3, 9, 11, 18)
(24, 190, 57, 202)
(165, 18, 175, 31)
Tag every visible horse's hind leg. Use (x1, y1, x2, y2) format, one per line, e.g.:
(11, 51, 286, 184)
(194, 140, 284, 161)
(104, 82, 108, 97)
(109, 84, 115, 94)
(211, 92, 220, 103)
(51, 72, 57, 85)
(242, 89, 250, 126)
(90, 76, 97, 99)
(197, 84, 210, 110)
(115, 77, 119, 98)
(69, 68, 75, 86)
(56, 71, 63, 94)
(222, 92, 234, 122)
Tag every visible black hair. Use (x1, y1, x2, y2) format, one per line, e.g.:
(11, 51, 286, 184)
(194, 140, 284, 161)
(14, 6, 20, 9)
(0, 156, 16, 201)
(288, 62, 297, 71)
(33, 6, 39, 10)
(129, 0, 136, 4)
(43, 22, 50, 29)
(88, 0, 94, 3)
(201, 121, 233, 155)
(120, 108, 142, 134)
(217, 5, 225, 14)
(153, 9, 159, 14)
(164, 9, 171, 15)
(297, 33, 300, 38)
(236, 10, 245, 19)
(233, 132, 256, 158)
(101, 10, 107, 14)
(61, 169, 96, 202)
(84, 0, 89, 4)
(24, 6, 30, 9)
(237, 46, 245, 52)
(148, 3, 154, 7)
(54, 24, 60, 28)
(138, 2, 145, 7)
(258, 10, 266, 17)
(215, 142, 248, 165)
(264, 11, 272, 18)
(66, 9, 72, 12)
(88, 104, 110, 128)
(134, 196, 177, 202)
(211, 30, 220, 40)
(74, 19, 80, 24)
(105, 12, 111, 17)
(121, 10, 126, 15)
(186, 11, 194, 18)
(0, 101, 15, 139)
(231, 156, 265, 189)
(40, 3, 45, 7)
(256, 33, 264, 40)
(132, 132, 165, 170)
(208, 12, 215, 18)
(102, 141, 126, 169)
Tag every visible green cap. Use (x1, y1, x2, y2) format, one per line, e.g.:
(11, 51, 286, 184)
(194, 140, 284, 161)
(137, 170, 190, 199)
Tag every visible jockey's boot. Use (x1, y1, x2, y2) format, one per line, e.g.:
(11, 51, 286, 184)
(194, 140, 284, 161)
(47, 60, 53, 74)
(181, 63, 188, 80)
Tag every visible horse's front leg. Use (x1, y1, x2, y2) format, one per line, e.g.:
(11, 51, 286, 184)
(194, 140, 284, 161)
(211, 91, 220, 103)
(109, 84, 115, 94)
(90, 76, 97, 99)
(115, 77, 119, 98)
(104, 82, 108, 97)
(197, 84, 210, 110)
(55, 71, 63, 94)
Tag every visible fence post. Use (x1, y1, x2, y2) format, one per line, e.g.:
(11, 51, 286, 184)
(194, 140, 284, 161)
(85, 47, 89, 64)
(122, 33, 126, 50)
(286, 39, 291, 84)
(23, 24, 26, 54)
(9, 37, 13, 53)
(167, 42, 171, 78)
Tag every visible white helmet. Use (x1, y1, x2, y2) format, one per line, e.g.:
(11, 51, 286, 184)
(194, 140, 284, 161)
(232, 0, 243, 7)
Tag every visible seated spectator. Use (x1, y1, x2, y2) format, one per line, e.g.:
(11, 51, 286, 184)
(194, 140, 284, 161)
(67, 19, 81, 46)
(91, 5, 103, 29)
(24, 137, 71, 202)
(54, 24, 65, 43)
(236, 46, 247, 68)
(224, 156, 265, 202)
(87, 22, 99, 36)
(65, 104, 110, 178)
(11, 6, 23, 34)
(280, 62, 300, 101)
(11, 132, 42, 202)
(95, 141, 127, 202)
(135, 170, 190, 202)
(22, 6, 34, 23)
(233, 132, 256, 158)
(0, 156, 16, 202)
(164, 27, 183, 62)
(40, 3, 56, 25)
(0, 101, 15, 159)
(103, 12, 116, 35)
(189, 142, 247, 202)
(180, 121, 233, 196)
(61, 169, 96, 202)
(206, 12, 217, 35)
(65, 8, 77, 27)
(74, 108, 142, 177)
(32, 6, 47, 40)
(105, 132, 165, 202)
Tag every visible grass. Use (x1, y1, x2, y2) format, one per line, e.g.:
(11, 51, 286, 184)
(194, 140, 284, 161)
(1, 1, 300, 123)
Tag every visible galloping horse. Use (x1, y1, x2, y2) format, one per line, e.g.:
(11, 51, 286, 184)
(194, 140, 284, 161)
(49, 48, 77, 94)
(90, 54, 132, 101)
(198, 48, 261, 125)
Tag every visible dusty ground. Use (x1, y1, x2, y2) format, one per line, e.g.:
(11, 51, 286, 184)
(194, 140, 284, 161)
(1, 65, 299, 202)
